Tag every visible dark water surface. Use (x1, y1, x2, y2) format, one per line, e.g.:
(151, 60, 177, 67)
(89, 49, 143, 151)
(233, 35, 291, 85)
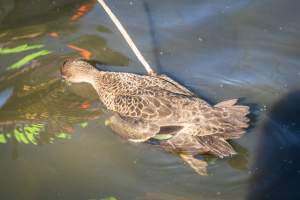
(1, 0, 300, 199)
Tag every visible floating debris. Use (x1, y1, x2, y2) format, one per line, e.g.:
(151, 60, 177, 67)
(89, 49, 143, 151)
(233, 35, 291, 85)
(70, 1, 96, 21)
(68, 44, 92, 60)
(80, 100, 91, 109)
(49, 32, 59, 38)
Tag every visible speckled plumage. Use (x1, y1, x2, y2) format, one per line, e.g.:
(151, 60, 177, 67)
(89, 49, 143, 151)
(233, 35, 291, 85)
(61, 59, 250, 175)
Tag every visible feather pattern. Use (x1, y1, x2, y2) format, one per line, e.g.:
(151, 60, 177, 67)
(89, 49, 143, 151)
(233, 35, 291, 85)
(61, 59, 250, 175)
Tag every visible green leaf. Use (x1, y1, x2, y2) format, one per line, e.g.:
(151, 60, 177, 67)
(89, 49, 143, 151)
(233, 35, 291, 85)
(152, 134, 173, 140)
(56, 132, 72, 139)
(14, 129, 29, 144)
(0, 44, 44, 54)
(24, 128, 37, 145)
(101, 197, 117, 200)
(24, 124, 43, 135)
(19, 124, 44, 145)
(7, 50, 51, 70)
(80, 122, 88, 128)
(34, 123, 44, 128)
(0, 134, 6, 144)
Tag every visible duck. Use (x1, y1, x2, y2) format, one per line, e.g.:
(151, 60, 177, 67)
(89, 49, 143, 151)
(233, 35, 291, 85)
(61, 58, 250, 175)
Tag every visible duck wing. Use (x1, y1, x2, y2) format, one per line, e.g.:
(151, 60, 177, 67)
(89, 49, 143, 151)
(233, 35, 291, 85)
(155, 74, 195, 96)
(113, 72, 195, 97)
(112, 87, 199, 122)
(163, 125, 236, 158)
(107, 114, 160, 142)
(111, 88, 178, 120)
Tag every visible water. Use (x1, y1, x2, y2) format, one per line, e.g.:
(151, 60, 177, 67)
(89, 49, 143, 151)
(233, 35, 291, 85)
(0, 0, 300, 199)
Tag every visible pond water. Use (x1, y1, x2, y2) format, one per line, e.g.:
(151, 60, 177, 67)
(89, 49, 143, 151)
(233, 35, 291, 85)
(1, 0, 300, 199)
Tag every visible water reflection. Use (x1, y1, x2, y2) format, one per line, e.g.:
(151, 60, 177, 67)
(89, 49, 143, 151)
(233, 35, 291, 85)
(107, 112, 250, 176)
(248, 89, 300, 200)
(0, 75, 101, 147)
(227, 142, 249, 171)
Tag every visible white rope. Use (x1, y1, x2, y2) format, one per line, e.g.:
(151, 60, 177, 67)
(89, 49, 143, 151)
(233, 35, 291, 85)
(97, 0, 155, 75)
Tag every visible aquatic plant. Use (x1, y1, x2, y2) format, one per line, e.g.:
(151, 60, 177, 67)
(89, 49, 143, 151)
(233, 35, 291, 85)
(0, 123, 73, 145)
(7, 50, 51, 70)
(0, 44, 44, 54)
(0, 43, 52, 70)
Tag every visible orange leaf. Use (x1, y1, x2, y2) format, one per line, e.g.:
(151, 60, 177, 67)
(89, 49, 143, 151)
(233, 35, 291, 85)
(49, 32, 59, 37)
(67, 44, 92, 60)
(80, 100, 91, 109)
(70, 1, 96, 21)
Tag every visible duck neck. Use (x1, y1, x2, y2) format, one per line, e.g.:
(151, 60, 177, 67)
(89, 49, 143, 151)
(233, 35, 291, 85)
(89, 72, 117, 109)
(88, 71, 105, 92)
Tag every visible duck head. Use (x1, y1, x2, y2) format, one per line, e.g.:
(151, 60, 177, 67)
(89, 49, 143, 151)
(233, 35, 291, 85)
(61, 58, 98, 84)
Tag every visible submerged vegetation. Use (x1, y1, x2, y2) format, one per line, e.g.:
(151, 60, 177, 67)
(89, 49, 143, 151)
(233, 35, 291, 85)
(0, 123, 73, 145)
(0, 44, 51, 70)
(0, 2, 129, 148)
(0, 77, 100, 147)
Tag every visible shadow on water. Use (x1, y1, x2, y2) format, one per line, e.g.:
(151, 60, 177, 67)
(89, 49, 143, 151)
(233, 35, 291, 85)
(247, 89, 300, 200)
(142, 1, 162, 72)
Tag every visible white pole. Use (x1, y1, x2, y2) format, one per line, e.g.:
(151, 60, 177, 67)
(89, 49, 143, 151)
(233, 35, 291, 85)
(97, 0, 156, 75)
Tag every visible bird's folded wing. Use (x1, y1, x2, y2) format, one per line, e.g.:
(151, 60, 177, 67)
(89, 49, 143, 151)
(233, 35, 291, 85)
(112, 91, 175, 120)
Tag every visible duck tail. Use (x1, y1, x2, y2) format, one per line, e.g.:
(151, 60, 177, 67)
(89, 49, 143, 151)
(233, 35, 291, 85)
(197, 136, 236, 158)
(213, 99, 250, 139)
